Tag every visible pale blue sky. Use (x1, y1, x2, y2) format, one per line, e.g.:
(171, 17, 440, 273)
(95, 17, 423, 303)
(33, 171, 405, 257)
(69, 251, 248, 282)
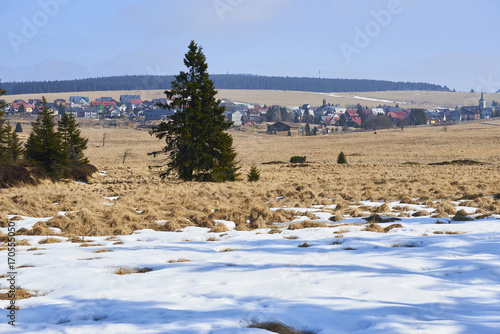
(0, 0, 499, 92)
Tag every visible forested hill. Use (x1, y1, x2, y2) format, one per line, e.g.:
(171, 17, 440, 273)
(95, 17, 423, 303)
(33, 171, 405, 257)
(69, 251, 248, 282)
(0, 74, 450, 95)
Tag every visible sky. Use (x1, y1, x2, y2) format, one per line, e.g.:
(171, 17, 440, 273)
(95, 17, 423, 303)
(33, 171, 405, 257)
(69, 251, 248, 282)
(0, 0, 499, 92)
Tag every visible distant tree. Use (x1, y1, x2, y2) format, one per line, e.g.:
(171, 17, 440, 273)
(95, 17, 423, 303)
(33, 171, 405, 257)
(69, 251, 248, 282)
(266, 125, 273, 134)
(470, 89, 475, 93)
(25, 97, 69, 178)
(18, 104, 25, 114)
(303, 107, 314, 124)
(362, 115, 395, 131)
(247, 165, 260, 182)
(338, 114, 347, 127)
(305, 123, 311, 136)
(14, 122, 23, 133)
(409, 109, 427, 125)
(337, 151, 347, 164)
(58, 112, 89, 168)
(57, 103, 66, 115)
(266, 106, 281, 122)
(312, 126, 318, 135)
(149, 41, 239, 182)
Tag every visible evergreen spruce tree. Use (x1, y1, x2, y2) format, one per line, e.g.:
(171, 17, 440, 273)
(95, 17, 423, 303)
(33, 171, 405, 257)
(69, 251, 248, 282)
(25, 97, 69, 178)
(149, 41, 239, 182)
(247, 165, 260, 182)
(58, 112, 89, 168)
(15, 122, 23, 133)
(0, 86, 19, 163)
(3, 121, 24, 163)
(337, 151, 347, 164)
(305, 123, 311, 136)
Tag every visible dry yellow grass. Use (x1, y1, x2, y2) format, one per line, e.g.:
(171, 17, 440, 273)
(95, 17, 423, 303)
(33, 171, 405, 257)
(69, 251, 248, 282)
(111, 267, 152, 275)
(167, 258, 192, 263)
(5, 89, 498, 110)
(38, 237, 62, 244)
(1, 114, 499, 236)
(0, 288, 35, 301)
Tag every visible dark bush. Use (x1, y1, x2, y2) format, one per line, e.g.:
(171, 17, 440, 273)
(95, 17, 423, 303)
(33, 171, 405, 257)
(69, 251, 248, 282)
(0, 164, 32, 188)
(70, 163, 98, 182)
(290, 156, 306, 163)
(0, 164, 49, 188)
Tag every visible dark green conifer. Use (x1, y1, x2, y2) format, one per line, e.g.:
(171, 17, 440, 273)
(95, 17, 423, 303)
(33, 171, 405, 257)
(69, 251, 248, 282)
(25, 97, 69, 178)
(3, 121, 24, 163)
(247, 165, 260, 182)
(149, 41, 239, 182)
(58, 112, 89, 168)
(14, 122, 23, 133)
(337, 151, 347, 164)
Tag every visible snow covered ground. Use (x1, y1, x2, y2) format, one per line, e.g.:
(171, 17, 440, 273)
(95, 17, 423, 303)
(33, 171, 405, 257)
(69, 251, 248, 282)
(2, 202, 500, 333)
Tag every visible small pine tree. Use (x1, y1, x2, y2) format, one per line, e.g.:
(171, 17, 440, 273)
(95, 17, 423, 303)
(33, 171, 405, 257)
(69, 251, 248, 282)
(3, 121, 24, 163)
(14, 122, 23, 133)
(58, 112, 89, 168)
(247, 166, 260, 182)
(337, 151, 347, 164)
(287, 129, 291, 136)
(25, 97, 69, 178)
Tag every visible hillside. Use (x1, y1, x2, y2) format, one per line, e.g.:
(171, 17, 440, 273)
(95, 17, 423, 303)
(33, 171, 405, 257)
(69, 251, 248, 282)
(0, 74, 450, 96)
(3, 89, 499, 109)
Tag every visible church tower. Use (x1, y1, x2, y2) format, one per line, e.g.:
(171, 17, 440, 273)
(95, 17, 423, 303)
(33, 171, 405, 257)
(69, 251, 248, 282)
(479, 92, 486, 109)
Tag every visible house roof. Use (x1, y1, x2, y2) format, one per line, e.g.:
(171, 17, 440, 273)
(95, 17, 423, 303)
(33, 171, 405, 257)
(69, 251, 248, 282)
(387, 111, 406, 120)
(351, 116, 362, 125)
(130, 99, 142, 104)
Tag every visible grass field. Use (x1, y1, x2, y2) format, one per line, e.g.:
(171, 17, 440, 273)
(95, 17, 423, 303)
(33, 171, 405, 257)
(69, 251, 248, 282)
(3, 89, 500, 109)
(1, 118, 499, 236)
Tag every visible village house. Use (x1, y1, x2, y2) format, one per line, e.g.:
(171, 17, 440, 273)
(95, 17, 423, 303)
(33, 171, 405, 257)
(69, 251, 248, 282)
(70, 96, 90, 107)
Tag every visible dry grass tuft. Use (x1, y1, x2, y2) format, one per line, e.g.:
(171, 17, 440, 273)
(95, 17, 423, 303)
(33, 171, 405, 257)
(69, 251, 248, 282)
(248, 320, 316, 334)
(93, 248, 112, 253)
(209, 223, 230, 233)
(112, 267, 153, 275)
(452, 209, 472, 221)
(219, 248, 237, 252)
(17, 239, 31, 246)
(159, 220, 182, 232)
(167, 258, 192, 263)
(328, 212, 344, 222)
(383, 224, 404, 232)
(364, 214, 401, 224)
(38, 237, 62, 244)
(375, 202, 392, 213)
(207, 237, 219, 241)
(68, 236, 86, 243)
(0, 288, 35, 301)
(298, 242, 310, 248)
(363, 223, 385, 233)
(413, 210, 431, 217)
(268, 227, 282, 234)
(79, 243, 102, 247)
(283, 235, 298, 240)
